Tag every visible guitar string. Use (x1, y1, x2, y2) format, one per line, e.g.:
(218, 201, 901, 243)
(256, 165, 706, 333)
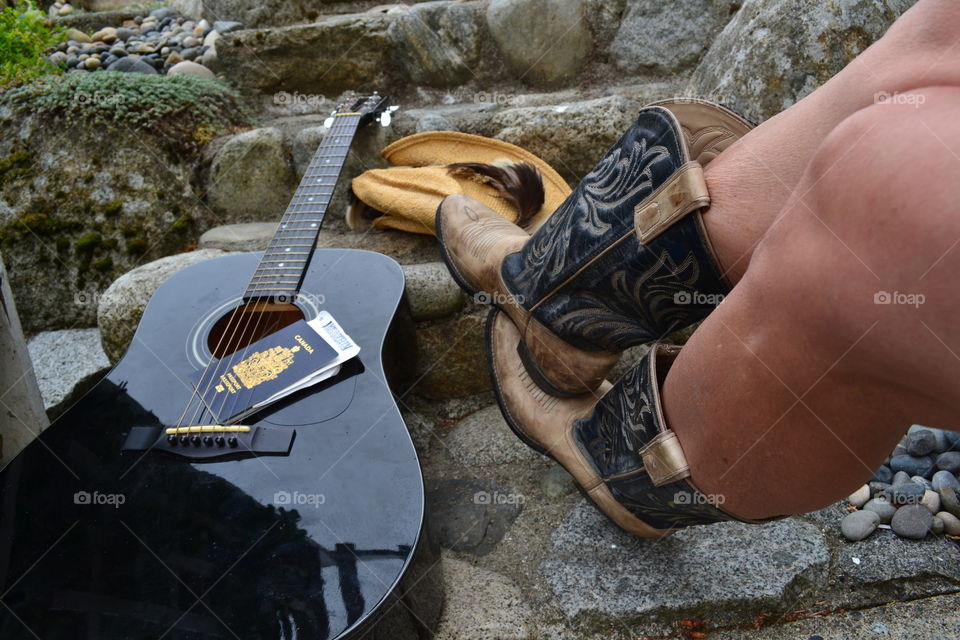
(175, 114, 362, 431)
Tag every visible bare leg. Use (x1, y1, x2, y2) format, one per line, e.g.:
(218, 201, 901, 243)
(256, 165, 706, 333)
(665, 87, 960, 520)
(702, 0, 960, 282)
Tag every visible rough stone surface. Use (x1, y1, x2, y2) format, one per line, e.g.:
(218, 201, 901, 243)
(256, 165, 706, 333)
(97, 250, 227, 363)
(27, 328, 109, 418)
(410, 313, 488, 399)
(541, 500, 829, 621)
(486, 0, 592, 86)
(689, 0, 915, 123)
(401, 262, 464, 321)
(444, 404, 539, 466)
(433, 556, 532, 640)
(610, 0, 737, 73)
(389, 1, 483, 87)
(206, 128, 297, 224)
(217, 14, 393, 96)
(426, 477, 524, 556)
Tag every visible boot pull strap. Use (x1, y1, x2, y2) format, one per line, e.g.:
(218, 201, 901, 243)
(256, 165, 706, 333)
(634, 162, 710, 245)
(639, 429, 691, 486)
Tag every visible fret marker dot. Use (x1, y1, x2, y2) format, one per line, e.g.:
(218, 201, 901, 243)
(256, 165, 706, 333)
(310, 223, 318, 228)
(316, 179, 322, 183)
(308, 197, 315, 201)
(278, 263, 285, 267)
(325, 159, 330, 163)
(281, 224, 287, 229)
(285, 247, 291, 252)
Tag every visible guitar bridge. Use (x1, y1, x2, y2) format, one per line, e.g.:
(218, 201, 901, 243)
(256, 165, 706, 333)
(122, 424, 296, 461)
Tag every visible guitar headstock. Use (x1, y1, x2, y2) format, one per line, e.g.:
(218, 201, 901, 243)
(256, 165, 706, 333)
(324, 93, 399, 129)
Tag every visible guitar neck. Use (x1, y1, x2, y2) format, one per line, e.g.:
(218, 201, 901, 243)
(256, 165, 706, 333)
(243, 113, 362, 301)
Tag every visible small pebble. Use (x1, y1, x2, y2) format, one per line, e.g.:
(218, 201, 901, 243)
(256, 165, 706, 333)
(940, 487, 960, 518)
(890, 454, 935, 478)
(905, 428, 937, 456)
(870, 465, 893, 484)
(848, 484, 870, 508)
(891, 482, 924, 506)
(937, 510, 960, 535)
(841, 510, 880, 541)
(909, 424, 948, 453)
(945, 430, 960, 452)
(911, 475, 933, 490)
(936, 451, 960, 474)
(65, 28, 90, 43)
(921, 489, 941, 514)
(213, 20, 243, 34)
(932, 515, 945, 535)
(862, 497, 897, 524)
(83, 57, 101, 70)
(932, 470, 960, 493)
(892, 471, 911, 487)
(891, 504, 933, 539)
(869, 481, 891, 498)
(109, 46, 127, 57)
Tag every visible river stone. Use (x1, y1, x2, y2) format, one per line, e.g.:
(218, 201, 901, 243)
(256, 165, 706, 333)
(936, 452, 960, 474)
(847, 484, 870, 508)
(890, 454, 935, 478)
(97, 250, 227, 363)
(905, 428, 938, 457)
(401, 262, 464, 321)
(27, 328, 109, 418)
(410, 313, 488, 400)
(689, 0, 915, 123)
(610, 0, 737, 74)
(167, 60, 215, 78)
(911, 475, 933, 491)
(541, 500, 828, 620)
(106, 56, 158, 73)
(932, 470, 960, 493)
(940, 487, 960, 519)
(891, 482, 924, 506)
(840, 510, 879, 542)
(921, 489, 941, 514)
(217, 14, 392, 96)
(389, 1, 482, 87)
(891, 504, 933, 539)
(207, 127, 297, 224)
(862, 497, 897, 524)
(870, 464, 893, 484)
(444, 405, 539, 466)
(891, 470, 911, 487)
(426, 477, 523, 556)
(433, 556, 532, 640)
(910, 423, 948, 453)
(486, 0, 592, 86)
(938, 511, 960, 536)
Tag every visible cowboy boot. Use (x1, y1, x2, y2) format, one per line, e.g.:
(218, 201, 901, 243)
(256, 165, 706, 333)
(437, 99, 752, 396)
(486, 310, 771, 536)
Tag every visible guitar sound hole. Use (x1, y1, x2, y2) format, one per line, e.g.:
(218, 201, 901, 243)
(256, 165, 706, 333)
(207, 300, 304, 358)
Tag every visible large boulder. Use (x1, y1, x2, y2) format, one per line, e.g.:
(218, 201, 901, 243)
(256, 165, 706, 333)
(689, 0, 916, 123)
(388, 1, 484, 88)
(486, 0, 592, 86)
(609, 0, 739, 73)
(206, 127, 298, 224)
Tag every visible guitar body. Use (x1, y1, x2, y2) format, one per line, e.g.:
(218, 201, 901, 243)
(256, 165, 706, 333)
(0, 249, 439, 640)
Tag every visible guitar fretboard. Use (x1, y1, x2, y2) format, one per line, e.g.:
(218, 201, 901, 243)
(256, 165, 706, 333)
(244, 113, 362, 301)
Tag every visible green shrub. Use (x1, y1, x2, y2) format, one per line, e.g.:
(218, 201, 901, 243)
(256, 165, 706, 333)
(0, 1, 63, 87)
(0, 72, 252, 153)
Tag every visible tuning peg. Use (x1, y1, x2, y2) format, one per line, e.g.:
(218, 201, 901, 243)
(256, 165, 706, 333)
(323, 109, 336, 129)
(380, 111, 392, 127)
(389, 105, 400, 112)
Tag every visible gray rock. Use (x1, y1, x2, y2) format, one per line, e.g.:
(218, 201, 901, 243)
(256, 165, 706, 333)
(891, 482, 924, 506)
(389, 1, 482, 87)
(217, 14, 392, 96)
(890, 454, 935, 478)
(910, 423, 948, 453)
(486, 0, 592, 86)
(540, 464, 577, 498)
(167, 60, 214, 78)
(105, 56, 157, 74)
(433, 556, 532, 640)
(945, 429, 960, 452)
(416, 113, 456, 133)
(689, 0, 915, 123)
(847, 484, 870, 508)
(911, 475, 933, 491)
(868, 482, 891, 500)
(921, 489, 941, 514)
(207, 128, 297, 224)
(932, 515, 945, 535)
(401, 262, 464, 321)
(97, 250, 227, 362)
(932, 470, 960, 493)
(27, 329, 109, 418)
(936, 451, 960, 474)
(444, 405, 539, 466)
(940, 487, 960, 519)
(862, 498, 896, 525)
(542, 500, 828, 620)
(213, 21, 244, 34)
(891, 470, 911, 487)
(890, 504, 933, 539)
(149, 7, 172, 20)
(610, 0, 736, 73)
(426, 477, 523, 556)
(870, 464, 892, 484)
(840, 510, 879, 542)
(937, 511, 960, 536)
(905, 428, 938, 457)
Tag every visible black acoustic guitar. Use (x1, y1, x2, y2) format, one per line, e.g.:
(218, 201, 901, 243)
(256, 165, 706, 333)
(0, 96, 441, 639)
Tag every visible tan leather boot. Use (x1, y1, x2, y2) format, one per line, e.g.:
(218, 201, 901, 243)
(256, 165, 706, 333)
(487, 310, 766, 536)
(437, 100, 753, 396)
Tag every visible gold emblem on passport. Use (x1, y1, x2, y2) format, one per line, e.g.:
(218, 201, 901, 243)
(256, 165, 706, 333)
(215, 345, 302, 393)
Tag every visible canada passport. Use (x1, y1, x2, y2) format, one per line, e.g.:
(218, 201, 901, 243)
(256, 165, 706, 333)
(190, 316, 344, 424)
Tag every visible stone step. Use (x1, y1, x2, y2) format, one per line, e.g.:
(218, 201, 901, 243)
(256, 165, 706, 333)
(26, 329, 110, 420)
